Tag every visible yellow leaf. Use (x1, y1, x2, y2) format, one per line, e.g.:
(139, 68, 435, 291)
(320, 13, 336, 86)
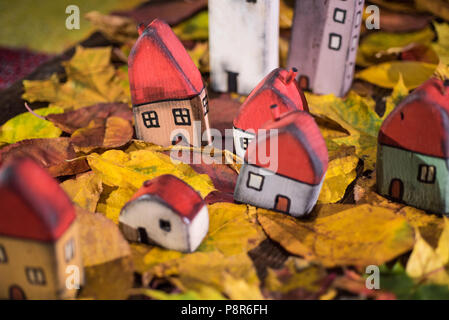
(433, 22, 449, 66)
(356, 61, 437, 90)
(173, 10, 208, 41)
(61, 171, 103, 213)
(258, 204, 415, 267)
(384, 75, 409, 118)
(87, 149, 215, 198)
(23, 46, 129, 110)
(0, 106, 63, 144)
(279, 0, 294, 29)
(96, 187, 135, 224)
(223, 273, 264, 300)
(318, 154, 359, 204)
(77, 207, 131, 267)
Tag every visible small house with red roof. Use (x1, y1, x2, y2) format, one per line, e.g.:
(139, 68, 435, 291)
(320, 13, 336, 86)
(234, 107, 328, 217)
(119, 175, 209, 252)
(233, 68, 308, 159)
(377, 78, 449, 214)
(128, 19, 212, 147)
(0, 158, 83, 300)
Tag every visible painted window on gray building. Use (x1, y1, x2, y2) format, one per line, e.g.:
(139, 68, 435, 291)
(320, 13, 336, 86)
(329, 33, 342, 51)
(247, 172, 264, 191)
(418, 165, 436, 184)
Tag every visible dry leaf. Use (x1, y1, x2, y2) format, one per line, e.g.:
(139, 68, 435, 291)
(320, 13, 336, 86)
(61, 171, 103, 213)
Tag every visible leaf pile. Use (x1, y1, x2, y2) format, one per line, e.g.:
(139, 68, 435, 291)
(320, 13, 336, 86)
(3, 0, 449, 300)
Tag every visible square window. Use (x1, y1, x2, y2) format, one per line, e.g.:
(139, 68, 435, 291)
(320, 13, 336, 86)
(328, 33, 342, 51)
(418, 165, 436, 184)
(0, 245, 7, 263)
(159, 219, 171, 232)
(202, 96, 209, 116)
(26, 267, 46, 286)
(247, 172, 264, 191)
(355, 11, 362, 28)
(64, 238, 75, 263)
(333, 8, 346, 24)
(172, 108, 191, 126)
(142, 111, 160, 128)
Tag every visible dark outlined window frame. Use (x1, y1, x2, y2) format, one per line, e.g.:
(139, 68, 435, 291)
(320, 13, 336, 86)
(333, 8, 346, 24)
(26, 267, 46, 286)
(142, 111, 160, 128)
(418, 164, 436, 184)
(247, 172, 264, 191)
(172, 108, 192, 126)
(328, 33, 342, 51)
(0, 245, 7, 264)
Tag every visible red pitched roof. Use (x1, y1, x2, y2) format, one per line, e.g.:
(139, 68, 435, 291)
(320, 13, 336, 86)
(128, 19, 204, 106)
(128, 175, 206, 223)
(0, 158, 76, 242)
(245, 109, 328, 185)
(233, 68, 308, 131)
(379, 78, 449, 158)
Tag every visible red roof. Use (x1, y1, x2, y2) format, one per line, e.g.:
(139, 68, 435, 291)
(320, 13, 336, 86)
(128, 175, 206, 223)
(0, 158, 76, 242)
(245, 110, 328, 185)
(233, 68, 308, 131)
(379, 78, 449, 158)
(128, 19, 204, 106)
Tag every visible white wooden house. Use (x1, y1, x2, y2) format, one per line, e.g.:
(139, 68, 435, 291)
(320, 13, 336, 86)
(208, 0, 279, 95)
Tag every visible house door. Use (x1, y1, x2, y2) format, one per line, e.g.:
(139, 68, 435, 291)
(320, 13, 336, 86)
(298, 75, 310, 91)
(9, 285, 26, 300)
(274, 195, 291, 214)
(227, 71, 239, 93)
(137, 227, 149, 244)
(389, 179, 404, 201)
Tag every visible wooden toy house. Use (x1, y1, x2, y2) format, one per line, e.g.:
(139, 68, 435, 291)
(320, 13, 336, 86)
(119, 175, 209, 252)
(233, 68, 308, 159)
(128, 19, 212, 147)
(288, 0, 365, 97)
(0, 158, 83, 300)
(377, 78, 449, 214)
(234, 107, 328, 217)
(208, 0, 279, 95)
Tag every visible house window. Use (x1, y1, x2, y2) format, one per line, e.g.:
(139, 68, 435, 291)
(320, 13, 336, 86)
(159, 219, 171, 232)
(64, 238, 75, 263)
(202, 96, 209, 116)
(142, 111, 159, 128)
(351, 35, 358, 51)
(328, 33, 342, 51)
(240, 137, 250, 151)
(172, 108, 191, 126)
(418, 165, 436, 184)
(247, 172, 264, 191)
(0, 245, 7, 263)
(355, 11, 362, 28)
(26, 267, 46, 286)
(333, 8, 346, 24)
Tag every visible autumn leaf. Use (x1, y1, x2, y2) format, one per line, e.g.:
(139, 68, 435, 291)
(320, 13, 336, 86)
(87, 149, 215, 198)
(173, 10, 208, 41)
(0, 137, 89, 177)
(356, 61, 437, 90)
(0, 106, 63, 144)
(61, 171, 103, 213)
(77, 206, 131, 267)
(258, 204, 415, 268)
(22, 46, 130, 110)
(46, 103, 132, 134)
(140, 286, 226, 300)
(433, 22, 449, 66)
(71, 116, 133, 152)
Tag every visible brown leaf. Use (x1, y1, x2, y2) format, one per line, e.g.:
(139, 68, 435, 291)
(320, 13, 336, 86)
(46, 103, 132, 134)
(0, 137, 89, 177)
(71, 116, 134, 152)
(76, 206, 131, 267)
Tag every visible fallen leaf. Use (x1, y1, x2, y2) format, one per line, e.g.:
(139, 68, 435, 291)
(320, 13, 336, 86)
(356, 61, 437, 90)
(85, 11, 138, 44)
(46, 102, 132, 134)
(61, 171, 103, 213)
(0, 137, 89, 177)
(258, 204, 415, 268)
(23, 46, 130, 110)
(173, 10, 208, 41)
(0, 106, 63, 144)
(77, 206, 131, 267)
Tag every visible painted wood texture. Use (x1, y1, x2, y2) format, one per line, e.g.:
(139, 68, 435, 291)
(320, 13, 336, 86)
(234, 108, 328, 217)
(119, 175, 209, 252)
(0, 158, 83, 299)
(128, 19, 211, 147)
(233, 68, 308, 159)
(208, 0, 279, 95)
(377, 78, 449, 214)
(288, 0, 365, 97)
